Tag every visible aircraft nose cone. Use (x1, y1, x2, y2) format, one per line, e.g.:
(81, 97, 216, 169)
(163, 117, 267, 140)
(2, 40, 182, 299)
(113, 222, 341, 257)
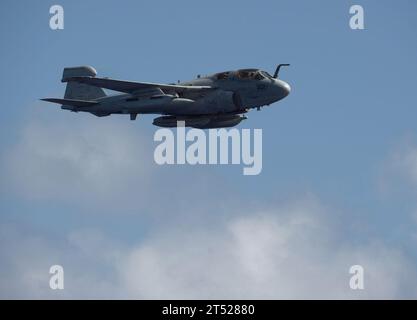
(275, 79, 291, 99)
(279, 80, 291, 97)
(282, 81, 291, 96)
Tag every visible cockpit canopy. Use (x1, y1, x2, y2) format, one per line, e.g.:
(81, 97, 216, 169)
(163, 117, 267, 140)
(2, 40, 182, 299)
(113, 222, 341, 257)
(213, 69, 273, 81)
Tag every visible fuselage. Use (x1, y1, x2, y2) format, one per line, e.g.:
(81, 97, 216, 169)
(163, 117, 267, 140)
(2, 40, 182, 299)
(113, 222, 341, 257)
(72, 69, 289, 117)
(181, 69, 291, 110)
(60, 68, 291, 121)
(43, 65, 292, 128)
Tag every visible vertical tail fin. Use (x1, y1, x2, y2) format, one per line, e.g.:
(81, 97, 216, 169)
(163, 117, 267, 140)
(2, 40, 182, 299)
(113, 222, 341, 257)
(62, 66, 106, 100)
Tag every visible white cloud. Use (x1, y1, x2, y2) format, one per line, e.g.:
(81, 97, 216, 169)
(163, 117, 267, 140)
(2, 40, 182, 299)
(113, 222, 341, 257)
(379, 140, 417, 194)
(119, 198, 417, 299)
(0, 113, 236, 217)
(2, 116, 417, 299)
(1, 116, 154, 207)
(0, 223, 126, 299)
(1, 196, 416, 299)
(393, 145, 417, 185)
(384, 141, 417, 246)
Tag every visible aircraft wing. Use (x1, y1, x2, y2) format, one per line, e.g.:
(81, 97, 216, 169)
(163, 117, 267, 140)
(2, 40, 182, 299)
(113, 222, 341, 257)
(64, 76, 214, 95)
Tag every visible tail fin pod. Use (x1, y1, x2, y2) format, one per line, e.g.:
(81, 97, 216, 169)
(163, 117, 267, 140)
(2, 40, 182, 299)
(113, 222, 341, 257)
(62, 66, 106, 100)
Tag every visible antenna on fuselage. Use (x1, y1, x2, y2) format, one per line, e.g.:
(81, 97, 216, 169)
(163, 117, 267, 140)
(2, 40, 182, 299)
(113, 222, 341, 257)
(273, 64, 290, 78)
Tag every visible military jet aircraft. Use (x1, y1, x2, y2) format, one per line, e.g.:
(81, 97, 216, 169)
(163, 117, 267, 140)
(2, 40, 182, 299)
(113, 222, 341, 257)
(41, 64, 291, 128)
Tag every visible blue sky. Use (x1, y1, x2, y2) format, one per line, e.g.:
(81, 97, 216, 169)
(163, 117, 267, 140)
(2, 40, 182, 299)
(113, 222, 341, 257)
(1, 0, 417, 298)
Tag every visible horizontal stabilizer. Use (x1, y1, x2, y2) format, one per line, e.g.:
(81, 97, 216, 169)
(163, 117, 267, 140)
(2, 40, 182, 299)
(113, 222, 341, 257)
(41, 98, 98, 107)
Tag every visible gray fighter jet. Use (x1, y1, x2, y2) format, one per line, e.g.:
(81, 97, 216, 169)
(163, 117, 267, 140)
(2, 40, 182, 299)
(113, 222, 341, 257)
(42, 65, 291, 128)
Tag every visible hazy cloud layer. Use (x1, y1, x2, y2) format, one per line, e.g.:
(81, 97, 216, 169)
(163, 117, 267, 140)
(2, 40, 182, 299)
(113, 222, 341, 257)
(120, 198, 417, 299)
(379, 139, 417, 194)
(1, 197, 417, 299)
(1, 116, 417, 299)
(390, 142, 417, 187)
(0, 114, 236, 217)
(1, 116, 152, 201)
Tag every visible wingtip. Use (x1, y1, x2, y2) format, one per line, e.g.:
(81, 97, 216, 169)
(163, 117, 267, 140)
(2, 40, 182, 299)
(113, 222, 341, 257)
(40, 98, 60, 104)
